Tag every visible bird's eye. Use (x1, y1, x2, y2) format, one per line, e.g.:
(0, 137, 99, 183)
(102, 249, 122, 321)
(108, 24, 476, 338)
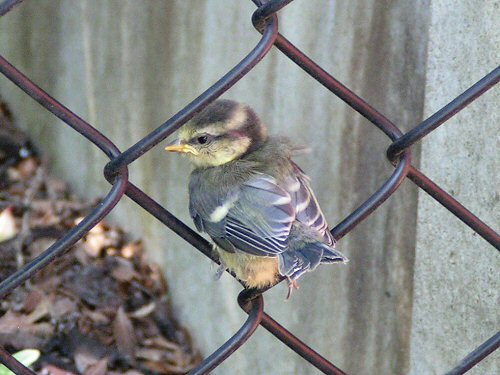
(197, 135, 208, 144)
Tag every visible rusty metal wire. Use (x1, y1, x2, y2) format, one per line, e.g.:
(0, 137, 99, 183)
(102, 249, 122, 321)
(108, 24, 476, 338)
(0, 0, 498, 374)
(0, 0, 22, 17)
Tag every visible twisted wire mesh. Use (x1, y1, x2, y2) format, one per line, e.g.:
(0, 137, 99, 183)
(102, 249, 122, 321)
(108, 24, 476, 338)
(0, 0, 498, 374)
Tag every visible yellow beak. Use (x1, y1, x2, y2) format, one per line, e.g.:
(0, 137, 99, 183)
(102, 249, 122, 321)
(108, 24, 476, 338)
(164, 140, 199, 155)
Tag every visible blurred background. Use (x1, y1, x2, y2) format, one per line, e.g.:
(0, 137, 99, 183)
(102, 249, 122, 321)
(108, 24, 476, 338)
(0, 1, 498, 374)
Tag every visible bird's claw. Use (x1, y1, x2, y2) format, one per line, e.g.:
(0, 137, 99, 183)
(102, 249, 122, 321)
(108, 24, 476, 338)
(214, 263, 227, 280)
(286, 277, 299, 300)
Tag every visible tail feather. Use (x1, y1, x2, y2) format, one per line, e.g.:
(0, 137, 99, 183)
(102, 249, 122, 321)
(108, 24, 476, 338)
(278, 241, 348, 281)
(297, 242, 323, 270)
(278, 251, 300, 276)
(320, 244, 348, 264)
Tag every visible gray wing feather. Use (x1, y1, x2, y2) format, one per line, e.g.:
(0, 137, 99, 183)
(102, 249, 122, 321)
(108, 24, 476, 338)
(189, 172, 233, 239)
(291, 163, 335, 245)
(225, 174, 294, 255)
(189, 172, 295, 256)
(189, 164, 334, 257)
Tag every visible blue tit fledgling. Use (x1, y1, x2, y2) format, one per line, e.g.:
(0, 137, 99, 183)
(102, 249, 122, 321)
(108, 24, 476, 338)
(165, 99, 347, 297)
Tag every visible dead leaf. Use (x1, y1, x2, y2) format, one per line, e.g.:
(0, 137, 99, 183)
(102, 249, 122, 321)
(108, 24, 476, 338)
(0, 207, 17, 242)
(40, 364, 78, 375)
(74, 350, 100, 375)
(105, 247, 118, 256)
(111, 258, 140, 282)
(64, 265, 120, 308)
(83, 222, 122, 258)
(73, 243, 90, 266)
(142, 336, 182, 351)
(0, 122, 201, 372)
(6, 166, 21, 181)
(144, 263, 169, 295)
(25, 297, 50, 323)
(129, 302, 156, 319)
(141, 360, 194, 375)
(113, 306, 137, 361)
(22, 290, 43, 314)
(45, 178, 67, 199)
(49, 297, 78, 320)
(29, 200, 60, 228)
(16, 157, 38, 179)
(135, 347, 166, 362)
(83, 357, 108, 375)
(0, 310, 53, 348)
(28, 237, 56, 259)
(121, 241, 143, 259)
(82, 308, 110, 325)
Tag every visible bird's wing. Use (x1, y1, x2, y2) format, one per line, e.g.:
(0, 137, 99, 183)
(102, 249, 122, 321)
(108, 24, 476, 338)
(189, 164, 334, 257)
(189, 171, 296, 256)
(224, 165, 335, 255)
(188, 176, 236, 239)
(290, 162, 335, 245)
(224, 173, 296, 256)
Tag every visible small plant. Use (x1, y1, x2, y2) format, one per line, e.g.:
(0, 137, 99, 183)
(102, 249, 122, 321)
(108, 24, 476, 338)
(0, 349, 40, 375)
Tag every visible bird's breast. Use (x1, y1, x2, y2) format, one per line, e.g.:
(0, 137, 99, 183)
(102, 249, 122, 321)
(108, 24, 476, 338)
(215, 246, 279, 289)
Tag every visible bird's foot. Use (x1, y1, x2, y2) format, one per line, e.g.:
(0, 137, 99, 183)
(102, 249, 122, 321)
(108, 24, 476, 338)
(286, 277, 300, 300)
(214, 263, 227, 281)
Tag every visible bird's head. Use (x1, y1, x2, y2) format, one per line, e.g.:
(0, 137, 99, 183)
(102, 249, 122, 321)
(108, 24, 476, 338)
(165, 100, 268, 168)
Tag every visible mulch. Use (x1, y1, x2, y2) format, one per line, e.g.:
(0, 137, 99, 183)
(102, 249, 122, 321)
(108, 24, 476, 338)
(0, 100, 201, 374)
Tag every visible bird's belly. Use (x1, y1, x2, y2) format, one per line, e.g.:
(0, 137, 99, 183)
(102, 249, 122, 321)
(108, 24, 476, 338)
(215, 247, 279, 289)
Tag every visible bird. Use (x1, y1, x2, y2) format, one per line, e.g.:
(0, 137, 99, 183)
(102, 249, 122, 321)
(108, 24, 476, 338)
(165, 99, 347, 297)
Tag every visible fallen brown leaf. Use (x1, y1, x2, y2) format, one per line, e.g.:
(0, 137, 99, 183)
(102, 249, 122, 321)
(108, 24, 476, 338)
(0, 116, 201, 373)
(49, 297, 78, 321)
(15, 157, 38, 180)
(83, 357, 108, 375)
(0, 207, 17, 242)
(120, 242, 143, 259)
(143, 336, 183, 351)
(111, 258, 140, 282)
(113, 306, 137, 361)
(40, 364, 78, 375)
(74, 350, 100, 375)
(25, 297, 50, 323)
(135, 347, 168, 362)
(0, 310, 54, 348)
(22, 290, 44, 314)
(81, 308, 110, 325)
(141, 360, 194, 375)
(129, 302, 156, 319)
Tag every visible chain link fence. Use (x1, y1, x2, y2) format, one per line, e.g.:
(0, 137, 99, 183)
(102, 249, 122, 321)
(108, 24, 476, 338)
(0, 0, 498, 374)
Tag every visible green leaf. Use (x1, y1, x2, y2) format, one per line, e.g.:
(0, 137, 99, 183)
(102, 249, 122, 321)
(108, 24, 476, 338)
(0, 349, 41, 375)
